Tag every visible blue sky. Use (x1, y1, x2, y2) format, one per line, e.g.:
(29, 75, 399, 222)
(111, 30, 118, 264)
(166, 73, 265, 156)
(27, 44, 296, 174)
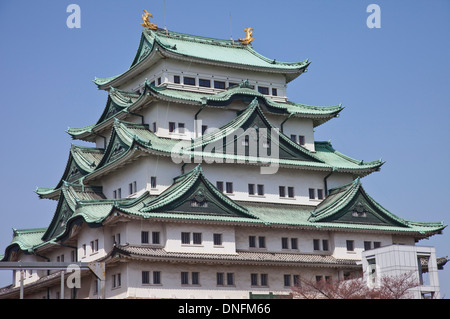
(0, 0, 449, 297)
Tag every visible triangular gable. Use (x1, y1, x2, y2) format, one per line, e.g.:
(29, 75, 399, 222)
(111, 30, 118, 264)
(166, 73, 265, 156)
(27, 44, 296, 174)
(140, 165, 256, 218)
(130, 33, 154, 68)
(310, 179, 409, 227)
(55, 146, 98, 189)
(41, 192, 75, 241)
(193, 99, 322, 163)
(95, 124, 131, 169)
(95, 95, 126, 125)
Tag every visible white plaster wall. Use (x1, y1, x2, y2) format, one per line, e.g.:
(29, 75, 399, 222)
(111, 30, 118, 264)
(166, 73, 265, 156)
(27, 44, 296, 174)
(119, 59, 288, 100)
(115, 261, 338, 299)
(194, 163, 329, 206)
(100, 155, 181, 199)
(332, 232, 393, 260)
(165, 223, 236, 255)
(265, 114, 316, 152)
(77, 223, 107, 262)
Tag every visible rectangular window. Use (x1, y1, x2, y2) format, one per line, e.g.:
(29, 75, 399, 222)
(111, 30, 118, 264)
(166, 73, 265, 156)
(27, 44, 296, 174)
(258, 236, 266, 248)
(116, 273, 122, 287)
(152, 122, 157, 133)
(258, 86, 269, 95)
(213, 233, 222, 246)
(260, 274, 268, 286)
(214, 80, 226, 89)
(112, 233, 121, 245)
(279, 186, 286, 197)
(272, 88, 278, 96)
(227, 273, 234, 286)
(226, 182, 233, 194)
(228, 82, 238, 88)
(248, 184, 255, 195)
(309, 188, 315, 200)
(290, 134, 297, 143)
(257, 184, 264, 196)
(293, 275, 300, 287)
(192, 272, 199, 285)
(157, 77, 162, 85)
(282, 237, 289, 249)
(183, 76, 196, 86)
(288, 187, 295, 198)
(178, 123, 185, 134)
(251, 273, 258, 286)
(153, 271, 161, 284)
(217, 273, 224, 286)
(174, 75, 180, 84)
(150, 176, 157, 189)
(374, 242, 381, 249)
(181, 272, 189, 285)
(193, 232, 202, 245)
(284, 274, 291, 287)
(141, 231, 149, 244)
(322, 239, 329, 251)
(298, 135, 305, 146)
(181, 232, 190, 244)
(346, 240, 354, 252)
(201, 125, 208, 135)
(364, 241, 372, 251)
(113, 190, 117, 199)
(216, 181, 224, 192)
(199, 79, 211, 87)
(291, 238, 298, 250)
(152, 231, 160, 244)
(317, 189, 324, 200)
(313, 239, 320, 251)
(249, 236, 256, 248)
(142, 271, 150, 284)
(169, 122, 176, 133)
(129, 183, 133, 195)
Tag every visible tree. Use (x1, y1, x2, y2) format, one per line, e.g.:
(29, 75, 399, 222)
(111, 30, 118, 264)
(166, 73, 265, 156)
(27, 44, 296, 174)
(291, 272, 420, 299)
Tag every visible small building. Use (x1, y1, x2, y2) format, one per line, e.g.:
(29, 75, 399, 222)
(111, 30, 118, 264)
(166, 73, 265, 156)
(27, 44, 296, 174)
(361, 245, 444, 299)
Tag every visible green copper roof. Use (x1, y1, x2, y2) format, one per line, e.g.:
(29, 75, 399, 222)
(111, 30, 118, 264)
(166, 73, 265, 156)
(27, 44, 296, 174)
(68, 82, 343, 142)
(309, 178, 409, 226)
(35, 145, 104, 200)
(138, 165, 256, 218)
(94, 29, 310, 89)
(2, 166, 445, 261)
(79, 102, 382, 183)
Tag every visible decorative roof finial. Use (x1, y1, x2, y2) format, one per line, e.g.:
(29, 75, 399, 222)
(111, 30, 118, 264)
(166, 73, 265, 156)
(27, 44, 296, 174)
(141, 10, 158, 30)
(238, 27, 254, 45)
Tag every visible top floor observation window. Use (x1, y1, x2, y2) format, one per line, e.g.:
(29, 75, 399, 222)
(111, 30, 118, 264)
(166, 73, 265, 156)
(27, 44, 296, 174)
(183, 77, 196, 86)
